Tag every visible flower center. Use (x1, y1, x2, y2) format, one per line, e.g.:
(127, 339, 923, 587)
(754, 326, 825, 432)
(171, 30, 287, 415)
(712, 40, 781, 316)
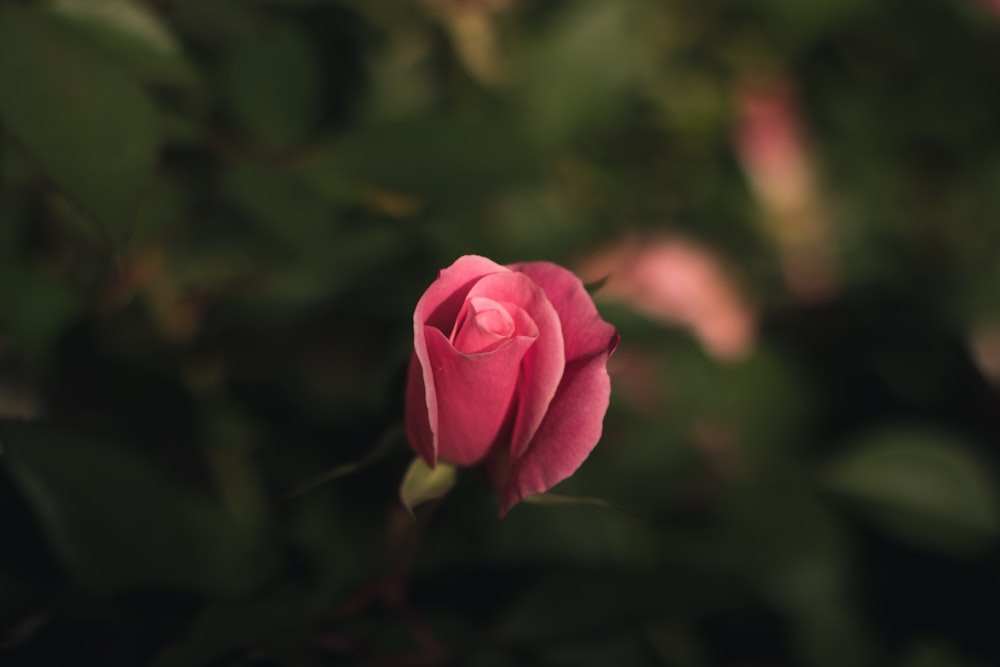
(472, 299, 515, 336)
(451, 297, 518, 354)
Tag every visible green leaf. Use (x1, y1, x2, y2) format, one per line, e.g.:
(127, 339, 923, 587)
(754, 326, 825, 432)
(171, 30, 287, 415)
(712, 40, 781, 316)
(221, 160, 330, 243)
(522, 492, 638, 517)
(901, 641, 988, 667)
(399, 457, 456, 516)
(0, 5, 160, 248)
(499, 571, 665, 643)
(46, 0, 199, 86)
(149, 601, 314, 667)
(0, 260, 82, 363)
(717, 485, 864, 667)
(286, 424, 405, 499)
(518, 0, 639, 144)
(302, 114, 540, 202)
(221, 23, 322, 148)
(824, 429, 1000, 554)
(0, 421, 277, 594)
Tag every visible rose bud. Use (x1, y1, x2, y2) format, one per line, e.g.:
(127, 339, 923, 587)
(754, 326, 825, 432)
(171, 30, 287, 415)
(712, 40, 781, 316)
(405, 255, 619, 515)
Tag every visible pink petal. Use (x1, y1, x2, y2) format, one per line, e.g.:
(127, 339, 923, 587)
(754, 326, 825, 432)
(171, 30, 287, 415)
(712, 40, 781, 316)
(424, 326, 537, 466)
(417, 255, 509, 333)
(411, 255, 510, 463)
(451, 297, 518, 354)
(500, 262, 620, 514)
(511, 262, 618, 363)
(497, 350, 616, 514)
(466, 271, 565, 462)
(404, 352, 435, 466)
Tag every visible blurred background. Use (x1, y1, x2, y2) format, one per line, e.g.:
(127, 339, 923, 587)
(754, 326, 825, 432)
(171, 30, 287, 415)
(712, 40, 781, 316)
(3, 0, 1000, 665)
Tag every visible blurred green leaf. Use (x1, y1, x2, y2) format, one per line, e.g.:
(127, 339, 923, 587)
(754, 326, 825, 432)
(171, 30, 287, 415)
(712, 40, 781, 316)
(519, 0, 640, 143)
(719, 484, 866, 667)
(2, 0, 1000, 662)
(302, 114, 540, 201)
(0, 260, 82, 363)
(287, 424, 405, 499)
(283, 493, 348, 596)
(400, 457, 456, 516)
(225, 223, 405, 319)
(221, 23, 323, 148)
(499, 571, 664, 644)
(0, 421, 277, 595)
(644, 618, 708, 667)
(149, 601, 314, 667)
(47, 0, 199, 86)
(0, 5, 160, 248)
(523, 492, 637, 517)
(493, 503, 657, 571)
(222, 160, 331, 243)
(825, 428, 1000, 554)
(902, 641, 989, 667)
(745, 0, 873, 48)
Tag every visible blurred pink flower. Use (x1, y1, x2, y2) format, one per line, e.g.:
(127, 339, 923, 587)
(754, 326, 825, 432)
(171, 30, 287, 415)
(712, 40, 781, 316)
(581, 236, 756, 361)
(969, 323, 1000, 386)
(735, 75, 839, 301)
(737, 80, 811, 211)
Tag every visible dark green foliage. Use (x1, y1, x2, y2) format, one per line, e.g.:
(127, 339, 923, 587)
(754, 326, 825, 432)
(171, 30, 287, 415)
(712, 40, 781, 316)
(2, 0, 1000, 665)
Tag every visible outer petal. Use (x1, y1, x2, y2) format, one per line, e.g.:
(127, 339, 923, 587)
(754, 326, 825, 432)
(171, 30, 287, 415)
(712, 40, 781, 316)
(404, 352, 435, 466)
(500, 262, 620, 514)
(465, 272, 565, 461)
(411, 255, 510, 464)
(425, 326, 536, 466)
(511, 262, 618, 363)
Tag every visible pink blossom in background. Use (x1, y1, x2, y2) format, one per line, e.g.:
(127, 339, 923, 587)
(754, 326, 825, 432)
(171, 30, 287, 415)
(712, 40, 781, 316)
(969, 323, 1000, 386)
(581, 236, 756, 361)
(406, 255, 619, 515)
(737, 79, 811, 213)
(735, 75, 839, 301)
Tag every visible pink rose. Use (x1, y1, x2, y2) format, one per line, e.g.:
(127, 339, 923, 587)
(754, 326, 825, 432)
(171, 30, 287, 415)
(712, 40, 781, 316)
(405, 255, 620, 515)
